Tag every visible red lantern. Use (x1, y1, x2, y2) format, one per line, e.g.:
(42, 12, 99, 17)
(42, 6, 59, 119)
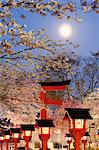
(39, 127, 50, 135)
(64, 108, 92, 150)
(36, 119, 54, 150)
(4, 130, 11, 150)
(10, 128, 21, 150)
(81, 132, 90, 150)
(21, 124, 35, 150)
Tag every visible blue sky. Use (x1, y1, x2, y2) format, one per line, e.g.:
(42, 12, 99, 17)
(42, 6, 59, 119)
(13, 7, 99, 56)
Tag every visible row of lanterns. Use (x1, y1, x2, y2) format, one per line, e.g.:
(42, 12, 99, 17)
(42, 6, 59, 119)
(0, 126, 91, 150)
(0, 125, 91, 150)
(0, 118, 55, 150)
(0, 108, 93, 150)
(66, 132, 90, 150)
(0, 125, 34, 150)
(0, 81, 95, 150)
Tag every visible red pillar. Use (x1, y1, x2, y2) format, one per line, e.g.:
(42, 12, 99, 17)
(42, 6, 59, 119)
(40, 108, 48, 150)
(13, 139, 19, 150)
(14, 142, 18, 150)
(39, 135, 50, 150)
(82, 141, 87, 150)
(67, 141, 71, 150)
(6, 142, 9, 150)
(74, 132, 81, 150)
(84, 143, 86, 150)
(68, 143, 70, 150)
(24, 137, 30, 150)
(25, 140, 29, 150)
(42, 139, 48, 150)
(0, 143, 2, 150)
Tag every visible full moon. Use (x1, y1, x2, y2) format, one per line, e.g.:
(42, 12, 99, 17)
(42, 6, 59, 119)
(59, 24, 72, 38)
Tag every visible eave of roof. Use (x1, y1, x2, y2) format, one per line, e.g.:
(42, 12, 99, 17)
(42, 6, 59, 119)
(65, 108, 93, 119)
(21, 124, 35, 131)
(35, 119, 55, 127)
(38, 80, 71, 86)
(10, 128, 21, 133)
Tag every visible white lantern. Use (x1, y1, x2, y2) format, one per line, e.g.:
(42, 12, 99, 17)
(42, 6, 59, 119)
(42, 127, 49, 134)
(65, 134, 72, 142)
(36, 119, 54, 136)
(4, 135, 10, 140)
(39, 127, 50, 135)
(0, 136, 4, 141)
(66, 136, 69, 141)
(65, 108, 92, 131)
(21, 124, 35, 138)
(13, 133, 20, 139)
(75, 119, 84, 129)
(10, 128, 21, 140)
(68, 137, 72, 141)
(81, 136, 87, 141)
(24, 130, 32, 137)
